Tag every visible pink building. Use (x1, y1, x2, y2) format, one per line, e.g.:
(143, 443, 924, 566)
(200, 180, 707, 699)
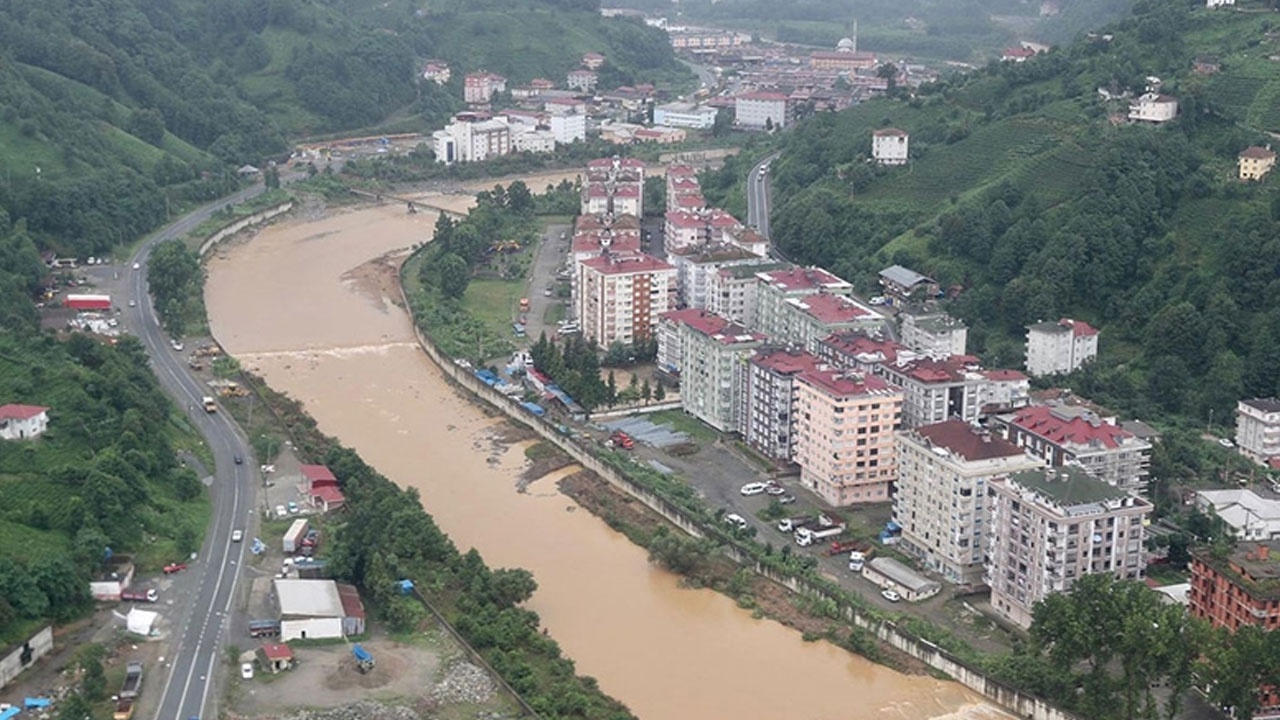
(794, 369, 903, 506)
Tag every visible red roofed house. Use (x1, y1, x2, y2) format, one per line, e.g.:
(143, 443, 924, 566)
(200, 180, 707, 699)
(301, 464, 345, 512)
(582, 52, 606, 70)
(658, 309, 766, 432)
(735, 92, 790, 129)
(895, 420, 1044, 583)
(742, 348, 826, 460)
(64, 294, 112, 311)
(794, 369, 904, 505)
(992, 404, 1152, 492)
(0, 404, 50, 440)
(1001, 46, 1037, 62)
(257, 643, 295, 673)
(335, 583, 367, 636)
(577, 252, 675, 347)
(1025, 318, 1099, 377)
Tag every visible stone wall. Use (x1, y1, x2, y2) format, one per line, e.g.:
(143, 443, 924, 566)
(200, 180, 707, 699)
(197, 202, 295, 257)
(0, 626, 53, 691)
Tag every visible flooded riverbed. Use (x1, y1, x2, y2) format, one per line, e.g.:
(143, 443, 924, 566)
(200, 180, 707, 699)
(205, 188, 1009, 720)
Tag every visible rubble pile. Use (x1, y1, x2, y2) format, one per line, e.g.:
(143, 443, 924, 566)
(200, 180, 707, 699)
(430, 661, 497, 705)
(280, 701, 419, 720)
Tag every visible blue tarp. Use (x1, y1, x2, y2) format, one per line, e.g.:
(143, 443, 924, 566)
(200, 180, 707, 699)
(520, 402, 546, 417)
(352, 644, 373, 662)
(24, 698, 51, 709)
(398, 579, 415, 594)
(1, 706, 21, 720)
(475, 370, 499, 386)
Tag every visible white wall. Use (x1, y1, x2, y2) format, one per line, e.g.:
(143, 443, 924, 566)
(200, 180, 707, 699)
(281, 617, 344, 641)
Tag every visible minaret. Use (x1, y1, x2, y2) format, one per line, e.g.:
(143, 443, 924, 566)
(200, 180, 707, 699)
(852, 19, 858, 53)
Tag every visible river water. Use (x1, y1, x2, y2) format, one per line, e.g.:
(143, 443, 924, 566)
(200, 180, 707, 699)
(205, 182, 1009, 720)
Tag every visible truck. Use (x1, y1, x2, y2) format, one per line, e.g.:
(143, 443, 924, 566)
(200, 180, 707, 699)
(201, 396, 217, 413)
(120, 588, 158, 603)
(114, 699, 135, 720)
(248, 619, 281, 638)
(827, 540, 867, 557)
(795, 522, 847, 547)
(282, 518, 309, 553)
(776, 516, 817, 533)
(352, 644, 375, 674)
(119, 662, 143, 700)
(848, 548, 875, 573)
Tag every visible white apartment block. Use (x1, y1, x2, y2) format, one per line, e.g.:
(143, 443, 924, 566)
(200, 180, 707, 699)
(900, 309, 967, 359)
(987, 466, 1152, 629)
(775, 293, 879, 352)
(668, 243, 768, 310)
(874, 355, 987, 429)
(1236, 398, 1280, 464)
(431, 119, 511, 164)
(794, 369, 903, 506)
(741, 348, 824, 461)
(1025, 318, 1099, 377)
(577, 253, 675, 347)
(895, 421, 1044, 584)
(872, 128, 909, 166)
(993, 404, 1152, 493)
(659, 309, 765, 432)
(706, 262, 789, 328)
(550, 113, 587, 144)
(654, 102, 720, 129)
(755, 267, 853, 341)
(1128, 93, 1178, 124)
(817, 330, 915, 374)
(735, 92, 789, 129)
(566, 69, 598, 91)
(581, 157, 645, 217)
(512, 128, 556, 154)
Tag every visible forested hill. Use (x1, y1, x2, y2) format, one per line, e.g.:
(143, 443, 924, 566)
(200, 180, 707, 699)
(0, 0, 686, 304)
(748, 0, 1280, 429)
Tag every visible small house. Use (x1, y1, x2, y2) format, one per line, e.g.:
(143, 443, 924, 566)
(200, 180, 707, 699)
(257, 643, 294, 673)
(860, 556, 941, 602)
(1239, 146, 1276, 182)
(878, 265, 938, 302)
(0, 404, 50, 440)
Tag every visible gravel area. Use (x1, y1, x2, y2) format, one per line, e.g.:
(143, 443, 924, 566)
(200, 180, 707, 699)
(429, 661, 497, 705)
(276, 700, 420, 720)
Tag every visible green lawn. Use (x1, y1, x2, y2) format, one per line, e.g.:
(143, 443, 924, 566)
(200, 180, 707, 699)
(462, 279, 526, 339)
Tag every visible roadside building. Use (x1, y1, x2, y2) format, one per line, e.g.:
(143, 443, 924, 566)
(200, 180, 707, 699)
(794, 368, 903, 506)
(0, 404, 49, 440)
(1025, 318, 1099, 376)
(1239, 146, 1276, 181)
(654, 102, 719, 129)
(432, 117, 511, 164)
(577, 252, 675, 347)
(899, 308, 967, 359)
(735, 92, 789, 130)
(755, 266, 853, 341)
(861, 556, 941, 602)
(335, 583, 367, 636)
(742, 348, 825, 461)
(877, 265, 937, 303)
(895, 421, 1043, 584)
(669, 242, 768, 310)
(273, 578, 347, 641)
(301, 463, 346, 512)
(257, 643, 294, 674)
(991, 404, 1151, 493)
(986, 466, 1152, 629)
(872, 128, 910, 166)
(706, 262, 789, 328)
(1237, 398, 1280, 464)
(721, 225, 770, 257)
(659, 309, 765, 432)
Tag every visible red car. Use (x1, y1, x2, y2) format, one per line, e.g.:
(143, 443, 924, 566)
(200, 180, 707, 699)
(163, 563, 188, 574)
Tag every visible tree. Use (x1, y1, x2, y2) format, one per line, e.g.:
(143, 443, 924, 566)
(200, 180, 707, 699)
(654, 382, 665, 402)
(640, 379, 651, 405)
(606, 371, 618, 406)
(78, 645, 107, 701)
(711, 108, 733, 137)
(435, 253, 471, 300)
(506, 181, 533, 216)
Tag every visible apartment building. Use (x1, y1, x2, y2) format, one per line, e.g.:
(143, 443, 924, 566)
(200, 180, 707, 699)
(741, 348, 825, 461)
(794, 369, 903, 506)
(979, 369, 1032, 415)
(431, 118, 511, 164)
(669, 243, 769, 310)
(654, 102, 720, 129)
(550, 113, 587, 144)
(874, 355, 988, 428)
(706, 262, 789, 328)
(817, 330, 912, 373)
(872, 128, 910, 166)
(1189, 542, 1280, 715)
(666, 173, 704, 212)
(992, 404, 1152, 493)
(755, 267, 853, 341)
(721, 225, 770, 257)
(776, 293, 878, 352)
(987, 466, 1152, 629)
(662, 209, 742, 254)
(463, 72, 507, 104)
(899, 308, 967, 359)
(581, 157, 645, 217)
(735, 92, 790, 129)
(895, 421, 1043, 584)
(577, 253, 675, 347)
(1128, 93, 1178, 124)
(658, 309, 765, 432)
(566, 69, 599, 92)
(1025, 318, 1099, 377)
(1237, 398, 1280, 464)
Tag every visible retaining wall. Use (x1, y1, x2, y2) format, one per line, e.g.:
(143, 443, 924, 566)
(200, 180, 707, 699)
(0, 626, 53, 691)
(197, 202, 294, 257)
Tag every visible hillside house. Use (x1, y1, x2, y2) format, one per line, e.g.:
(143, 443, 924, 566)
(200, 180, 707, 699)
(878, 265, 938, 302)
(1239, 146, 1276, 181)
(1025, 318, 1098, 376)
(0, 404, 49, 440)
(872, 128, 909, 166)
(1128, 93, 1178, 124)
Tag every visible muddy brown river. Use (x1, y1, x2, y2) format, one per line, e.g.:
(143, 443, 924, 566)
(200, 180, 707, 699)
(205, 183, 1009, 720)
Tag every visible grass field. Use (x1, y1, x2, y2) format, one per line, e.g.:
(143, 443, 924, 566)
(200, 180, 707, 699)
(463, 279, 526, 340)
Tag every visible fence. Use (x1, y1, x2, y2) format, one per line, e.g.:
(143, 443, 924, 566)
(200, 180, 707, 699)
(398, 270, 1081, 720)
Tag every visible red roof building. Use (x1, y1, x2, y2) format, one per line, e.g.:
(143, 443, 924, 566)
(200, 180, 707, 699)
(258, 643, 294, 673)
(993, 404, 1151, 491)
(300, 464, 338, 491)
(310, 485, 346, 513)
(0, 404, 50, 441)
(64, 294, 112, 311)
(743, 348, 826, 460)
(336, 583, 367, 635)
(817, 330, 909, 371)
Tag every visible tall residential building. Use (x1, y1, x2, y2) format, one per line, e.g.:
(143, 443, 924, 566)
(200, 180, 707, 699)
(794, 369, 903, 506)
(986, 466, 1152, 629)
(658, 309, 765, 432)
(1189, 542, 1280, 716)
(899, 308, 967, 359)
(874, 355, 988, 428)
(1236, 398, 1280, 465)
(432, 117, 511, 164)
(463, 72, 507, 104)
(581, 157, 645, 217)
(872, 128, 910, 166)
(706, 262, 789, 328)
(734, 92, 790, 129)
(550, 113, 587, 144)
(755, 267, 853, 340)
(776, 293, 878, 352)
(992, 404, 1152, 493)
(668, 243, 768, 310)
(577, 253, 675, 347)
(817, 330, 913, 373)
(662, 209, 742, 254)
(895, 421, 1043, 584)
(1025, 318, 1099, 377)
(566, 69, 599, 92)
(742, 348, 825, 461)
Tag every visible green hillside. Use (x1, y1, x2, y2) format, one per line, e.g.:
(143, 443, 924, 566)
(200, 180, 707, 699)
(736, 0, 1280, 432)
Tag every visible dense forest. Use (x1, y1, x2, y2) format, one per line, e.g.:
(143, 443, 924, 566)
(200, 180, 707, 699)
(0, 0, 686, 261)
(702, 0, 1280, 445)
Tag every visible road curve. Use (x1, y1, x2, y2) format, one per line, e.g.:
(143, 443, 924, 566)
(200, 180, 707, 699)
(124, 183, 270, 720)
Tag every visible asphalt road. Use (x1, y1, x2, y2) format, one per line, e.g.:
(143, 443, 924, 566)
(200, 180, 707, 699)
(123, 181, 275, 720)
(745, 152, 781, 241)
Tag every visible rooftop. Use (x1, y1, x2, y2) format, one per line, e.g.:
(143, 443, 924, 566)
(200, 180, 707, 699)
(759, 266, 850, 293)
(874, 128, 908, 137)
(261, 643, 294, 660)
(300, 464, 337, 484)
(737, 91, 789, 102)
(669, 242, 757, 263)
(663, 309, 764, 345)
(886, 355, 977, 384)
(581, 252, 673, 275)
(751, 347, 825, 376)
(798, 368, 896, 398)
(336, 583, 366, 619)
(866, 556, 939, 594)
(1192, 542, 1280, 600)
(1009, 405, 1140, 450)
(790, 293, 871, 324)
(913, 420, 1028, 462)
(879, 264, 934, 288)
(1006, 465, 1130, 508)
(274, 578, 345, 618)
(572, 231, 641, 255)
(820, 330, 907, 365)
(1240, 146, 1276, 160)
(1242, 397, 1280, 414)
(1028, 317, 1098, 337)
(719, 261, 790, 280)
(0, 404, 49, 421)
(983, 369, 1028, 382)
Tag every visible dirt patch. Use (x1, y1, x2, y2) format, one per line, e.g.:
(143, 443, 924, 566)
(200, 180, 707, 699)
(558, 470, 667, 539)
(517, 442, 575, 490)
(340, 248, 415, 312)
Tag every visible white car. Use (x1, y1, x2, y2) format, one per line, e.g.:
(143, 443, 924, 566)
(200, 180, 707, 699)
(132, 262, 141, 270)
(724, 513, 747, 530)
(171, 340, 184, 351)
(128, 299, 136, 307)
(740, 482, 769, 496)
(1218, 438, 1235, 449)
(231, 529, 243, 542)
(275, 505, 287, 518)
(240, 662, 254, 680)
(881, 589, 902, 603)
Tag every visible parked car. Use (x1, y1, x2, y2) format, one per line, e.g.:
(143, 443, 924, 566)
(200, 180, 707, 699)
(778, 493, 797, 505)
(132, 262, 141, 270)
(240, 662, 254, 680)
(287, 501, 299, 514)
(724, 513, 747, 530)
(765, 483, 786, 496)
(1218, 438, 1235, 448)
(275, 505, 287, 518)
(881, 589, 901, 603)
(163, 563, 188, 574)
(740, 482, 769, 496)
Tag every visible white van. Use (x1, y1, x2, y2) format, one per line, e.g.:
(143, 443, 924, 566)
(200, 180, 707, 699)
(724, 513, 747, 530)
